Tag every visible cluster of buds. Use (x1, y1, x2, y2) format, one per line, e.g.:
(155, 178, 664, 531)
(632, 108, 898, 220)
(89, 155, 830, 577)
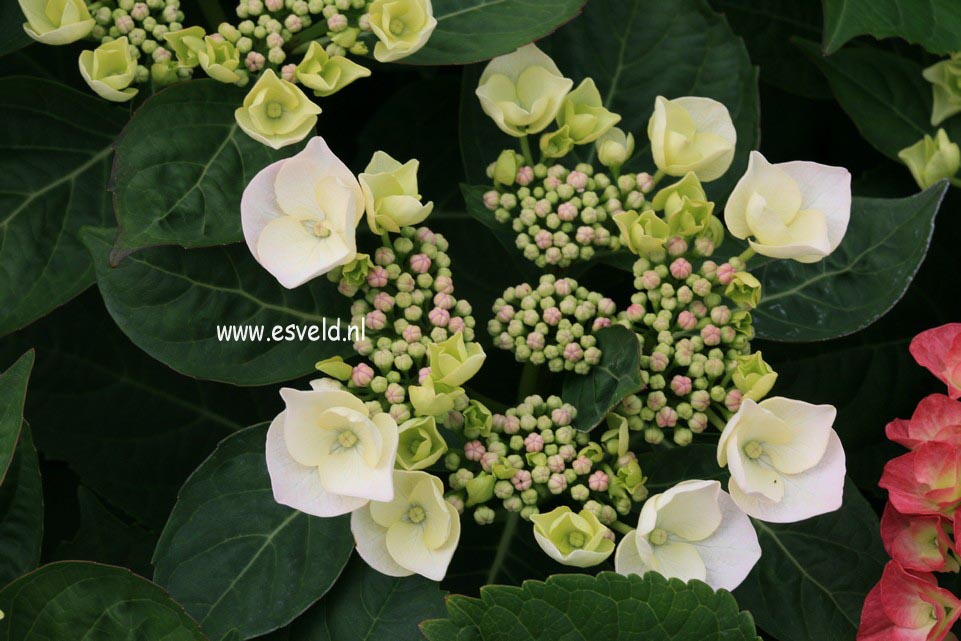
(87, 0, 187, 85)
(488, 274, 616, 374)
(482, 152, 643, 269)
(442, 394, 649, 525)
(316, 226, 478, 427)
(604, 251, 773, 446)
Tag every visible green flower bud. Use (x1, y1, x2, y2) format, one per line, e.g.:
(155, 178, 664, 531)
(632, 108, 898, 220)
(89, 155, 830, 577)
(530, 506, 615, 567)
(540, 125, 575, 159)
(359, 151, 433, 234)
(409, 377, 462, 418)
(463, 399, 493, 437)
(613, 209, 670, 256)
(615, 460, 647, 501)
(494, 149, 518, 186)
(197, 34, 240, 83)
(601, 413, 629, 458)
(898, 129, 960, 190)
(596, 127, 635, 168)
(556, 79, 620, 144)
(315, 355, 353, 381)
(295, 41, 370, 98)
(428, 332, 486, 387)
(732, 352, 778, 401)
(725, 271, 762, 309)
(923, 54, 961, 126)
(163, 25, 204, 67)
(493, 457, 517, 480)
(466, 472, 496, 506)
(79, 37, 138, 102)
(396, 415, 447, 470)
(234, 69, 320, 149)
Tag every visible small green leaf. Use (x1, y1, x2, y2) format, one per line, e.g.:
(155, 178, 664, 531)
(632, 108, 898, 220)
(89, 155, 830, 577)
(822, 0, 961, 55)
(797, 40, 951, 161)
(734, 481, 886, 641)
(563, 326, 642, 431)
(289, 558, 447, 641)
(0, 422, 43, 586)
(459, 0, 760, 206)
(110, 80, 297, 260)
(422, 572, 761, 641)
(0, 351, 33, 488)
(752, 184, 947, 342)
(82, 227, 353, 386)
(402, 0, 588, 66)
(0, 77, 124, 337)
(0, 561, 207, 641)
(153, 423, 354, 641)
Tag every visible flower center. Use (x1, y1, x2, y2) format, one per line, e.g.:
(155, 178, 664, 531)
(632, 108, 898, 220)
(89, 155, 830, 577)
(407, 505, 426, 524)
(568, 531, 586, 549)
(303, 219, 331, 238)
(389, 18, 406, 35)
(337, 430, 358, 449)
(266, 101, 284, 119)
(744, 441, 764, 460)
(649, 528, 668, 546)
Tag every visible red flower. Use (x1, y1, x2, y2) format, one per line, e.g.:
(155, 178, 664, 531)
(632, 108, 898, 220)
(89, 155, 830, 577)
(880, 442, 961, 518)
(857, 562, 961, 641)
(887, 394, 961, 450)
(911, 324, 961, 400)
(880, 504, 957, 573)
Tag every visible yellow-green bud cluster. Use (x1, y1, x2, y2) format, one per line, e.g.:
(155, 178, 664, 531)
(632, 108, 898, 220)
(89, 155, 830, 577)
(606, 253, 758, 446)
(483, 156, 634, 269)
(234, 0, 371, 62)
(488, 274, 615, 375)
(443, 394, 646, 524)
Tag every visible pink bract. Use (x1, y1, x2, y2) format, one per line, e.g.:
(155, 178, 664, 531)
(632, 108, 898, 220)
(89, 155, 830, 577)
(910, 324, 961, 400)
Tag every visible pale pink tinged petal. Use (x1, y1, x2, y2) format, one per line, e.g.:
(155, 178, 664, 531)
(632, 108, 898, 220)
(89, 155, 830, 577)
(779, 160, 851, 252)
(655, 480, 723, 541)
(729, 430, 845, 523)
(241, 159, 287, 261)
(351, 506, 413, 577)
(275, 137, 363, 219)
(695, 489, 761, 591)
(265, 413, 366, 517)
(256, 216, 352, 288)
(756, 398, 835, 474)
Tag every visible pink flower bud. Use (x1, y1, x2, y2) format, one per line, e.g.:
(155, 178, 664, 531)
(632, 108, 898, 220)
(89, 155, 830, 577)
(351, 363, 374, 387)
(548, 473, 568, 494)
(564, 342, 584, 362)
(575, 226, 595, 244)
(725, 389, 744, 412)
(535, 229, 553, 249)
(337, 281, 358, 297)
(464, 440, 486, 462)
(551, 407, 572, 426)
(416, 227, 436, 243)
(689, 301, 708, 318)
(567, 171, 588, 191)
(636, 172, 654, 193)
(693, 278, 712, 297)
(511, 470, 532, 491)
(716, 263, 736, 286)
(572, 456, 592, 475)
(557, 202, 578, 221)
(281, 63, 297, 82)
(544, 176, 561, 190)
(670, 258, 693, 279)
(418, 367, 431, 383)
(626, 304, 645, 322)
(695, 237, 715, 256)
(527, 332, 545, 350)
(367, 266, 388, 288)
(701, 324, 721, 346)
(689, 413, 708, 433)
(385, 384, 405, 404)
(666, 236, 688, 256)
(448, 316, 466, 333)
(592, 317, 612, 331)
(115, 15, 134, 33)
(402, 325, 422, 342)
(656, 406, 678, 428)
(266, 32, 284, 49)
(516, 166, 534, 185)
(671, 375, 693, 396)
(650, 351, 669, 372)
(534, 199, 552, 217)
(503, 415, 521, 434)
(433, 292, 454, 310)
(588, 470, 609, 492)
(428, 307, 450, 327)
(547, 455, 565, 473)
(365, 310, 387, 331)
(559, 444, 576, 461)
(711, 305, 732, 325)
(373, 292, 394, 312)
(480, 452, 498, 472)
(640, 270, 660, 290)
(524, 433, 545, 453)
(327, 13, 347, 30)
(677, 310, 697, 331)
(409, 253, 431, 273)
(554, 279, 572, 296)
(434, 274, 454, 294)
(483, 190, 500, 210)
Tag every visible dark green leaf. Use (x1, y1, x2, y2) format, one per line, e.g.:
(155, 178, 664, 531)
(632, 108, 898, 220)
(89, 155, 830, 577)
(563, 326, 642, 431)
(636, 443, 725, 492)
(110, 80, 296, 260)
(0, 6, 32, 57)
(0, 422, 42, 586)
(0, 561, 207, 640)
(797, 40, 953, 161)
(422, 572, 761, 641)
(289, 557, 447, 641)
(460, 184, 538, 278)
(153, 424, 354, 641)
(459, 0, 760, 206)
(0, 77, 124, 337)
(752, 184, 946, 342)
(1, 290, 276, 525)
(711, 0, 830, 99)
(735, 481, 885, 641)
(54, 487, 157, 577)
(0, 351, 33, 487)
(403, 0, 588, 66)
(822, 0, 961, 55)
(82, 227, 353, 386)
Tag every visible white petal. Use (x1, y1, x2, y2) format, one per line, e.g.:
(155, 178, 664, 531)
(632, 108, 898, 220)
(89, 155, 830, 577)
(694, 490, 761, 591)
(673, 96, 737, 144)
(757, 397, 835, 475)
(265, 413, 367, 517)
(654, 479, 723, 541)
(241, 158, 287, 262)
(275, 137, 363, 221)
(532, 530, 611, 568)
(479, 43, 564, 84)
(730, 430, 846, 523)
(256, 215, 353, 289)
(385, 503, 460, 581)
(651, 540, 707, 583)
(779, 160, 851, 253)
(724, 151, 764, 240)
(614, 530, 649, 577)
(351, 505, 414, 578)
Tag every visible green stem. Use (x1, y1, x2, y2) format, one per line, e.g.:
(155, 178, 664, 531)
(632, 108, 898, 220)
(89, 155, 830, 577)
(650, 169, 666, 189)
(380, 231, 392, 248)
(196, 0, 227, 29)
(610, 521, 634, 536)
(517, 361, 540, 402)
(950, 177, 961, 189)
(486, 512, 520, 585)
(519, 136, 535, 167)
(737, 248, 756, 264)
(285, 22, 335, 52)
(706, 408, 728, 431)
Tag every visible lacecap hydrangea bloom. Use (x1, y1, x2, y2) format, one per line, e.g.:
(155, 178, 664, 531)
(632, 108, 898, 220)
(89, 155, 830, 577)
(19, 0, 94, 45)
